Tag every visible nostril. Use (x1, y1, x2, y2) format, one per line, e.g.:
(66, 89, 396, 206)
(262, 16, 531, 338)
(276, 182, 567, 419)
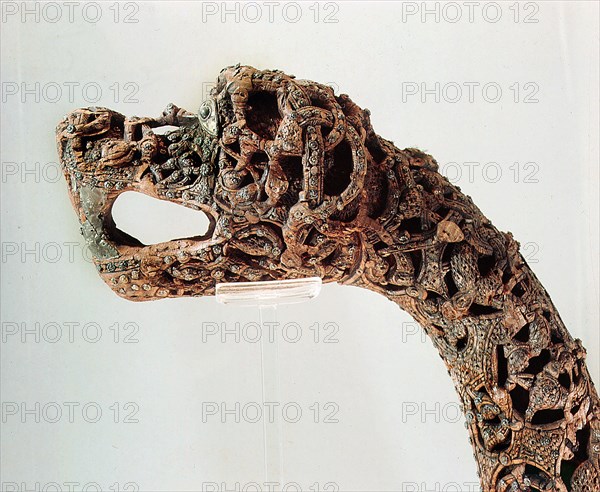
(111, 191, 211, 245)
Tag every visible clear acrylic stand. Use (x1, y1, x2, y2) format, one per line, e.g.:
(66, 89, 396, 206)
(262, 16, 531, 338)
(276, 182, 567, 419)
(215, 277, 322, 483)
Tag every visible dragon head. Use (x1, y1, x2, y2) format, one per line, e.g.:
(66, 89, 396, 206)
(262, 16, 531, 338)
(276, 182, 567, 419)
(57, 64, 434, 301)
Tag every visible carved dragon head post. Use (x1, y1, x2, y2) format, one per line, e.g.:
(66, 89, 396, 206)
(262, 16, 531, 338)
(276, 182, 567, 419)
(57, 65, 600, 491)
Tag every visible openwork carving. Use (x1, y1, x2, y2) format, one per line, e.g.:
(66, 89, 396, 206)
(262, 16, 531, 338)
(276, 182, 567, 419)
(57, 65, 599, 490)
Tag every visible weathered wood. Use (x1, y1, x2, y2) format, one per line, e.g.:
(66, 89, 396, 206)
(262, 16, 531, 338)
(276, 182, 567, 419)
(57, 65, 599, 490)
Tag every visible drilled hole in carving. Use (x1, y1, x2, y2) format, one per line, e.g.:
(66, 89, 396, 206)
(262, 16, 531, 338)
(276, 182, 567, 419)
(511, 281, 526, 297)
(560, 425, 590, 486)
(372, 241, 389, 252)
(111, 192, 212, 246)
(238, 171, 254, 189)
(366, 138, 387, 164)
(560, 461, 577, 488)
(250, 151, 268, 169)
(531, 409, 565, 425)
(279, 155, 303, 207)
(227, 140, 241, 156)
(468, 303, 501, 316)
(510, 385, 530, 415)
(441, 242, 453, 263)
(402, 217, 423, 235)
(425, 290, 443, 302)
(305, 227, 321, 247)
(442, 187, 454, 198)
(444, 271, 459, 297)
(365, 168, 388, 218)
(409, 251, 422, 278)
(497, 346, 508, 387)
(246, 92, 281, 140)
(128, 124, 144, 141)
(551, 330, 564, 344)
(490, 440, 510, 453)
(433, 206, 451, 223)
(524, 349, 551, 375)
(489, 427, 511, 453)
(477, 254, 495, 277)
(559, 373, 571, 389)
(332, 195, 360, 222)
(320, 124, 333, 141)
(575, 426, 590, 460)
(523, 465, 547, 490)
(513, 323, 531, 343)
(309, 94, 332, 111)
(324, 140, 352, 196)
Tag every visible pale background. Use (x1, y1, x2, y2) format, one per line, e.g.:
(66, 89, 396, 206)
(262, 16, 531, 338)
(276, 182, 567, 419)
(1, 1, 598, 491)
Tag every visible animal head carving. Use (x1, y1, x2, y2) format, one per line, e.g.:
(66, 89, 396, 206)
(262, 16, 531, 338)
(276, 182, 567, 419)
(57, 65, 600, 490)
(57, 64, 431, 301)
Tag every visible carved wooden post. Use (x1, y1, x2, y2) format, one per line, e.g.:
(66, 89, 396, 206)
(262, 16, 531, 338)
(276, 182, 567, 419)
(57, 65, 599, 490)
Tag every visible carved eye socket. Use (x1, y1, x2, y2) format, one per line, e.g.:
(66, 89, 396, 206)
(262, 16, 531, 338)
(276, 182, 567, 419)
(198, 98, 218, 136)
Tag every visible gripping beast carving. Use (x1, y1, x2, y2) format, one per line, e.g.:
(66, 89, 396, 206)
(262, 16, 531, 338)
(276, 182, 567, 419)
(57, 65, 599, 490)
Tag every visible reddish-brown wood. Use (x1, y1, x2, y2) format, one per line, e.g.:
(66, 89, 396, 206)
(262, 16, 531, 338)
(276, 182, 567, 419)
(57, 65, 599, 490)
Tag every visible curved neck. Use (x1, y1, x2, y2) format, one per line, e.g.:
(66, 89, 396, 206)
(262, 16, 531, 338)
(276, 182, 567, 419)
(341, 143, 599, 489)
